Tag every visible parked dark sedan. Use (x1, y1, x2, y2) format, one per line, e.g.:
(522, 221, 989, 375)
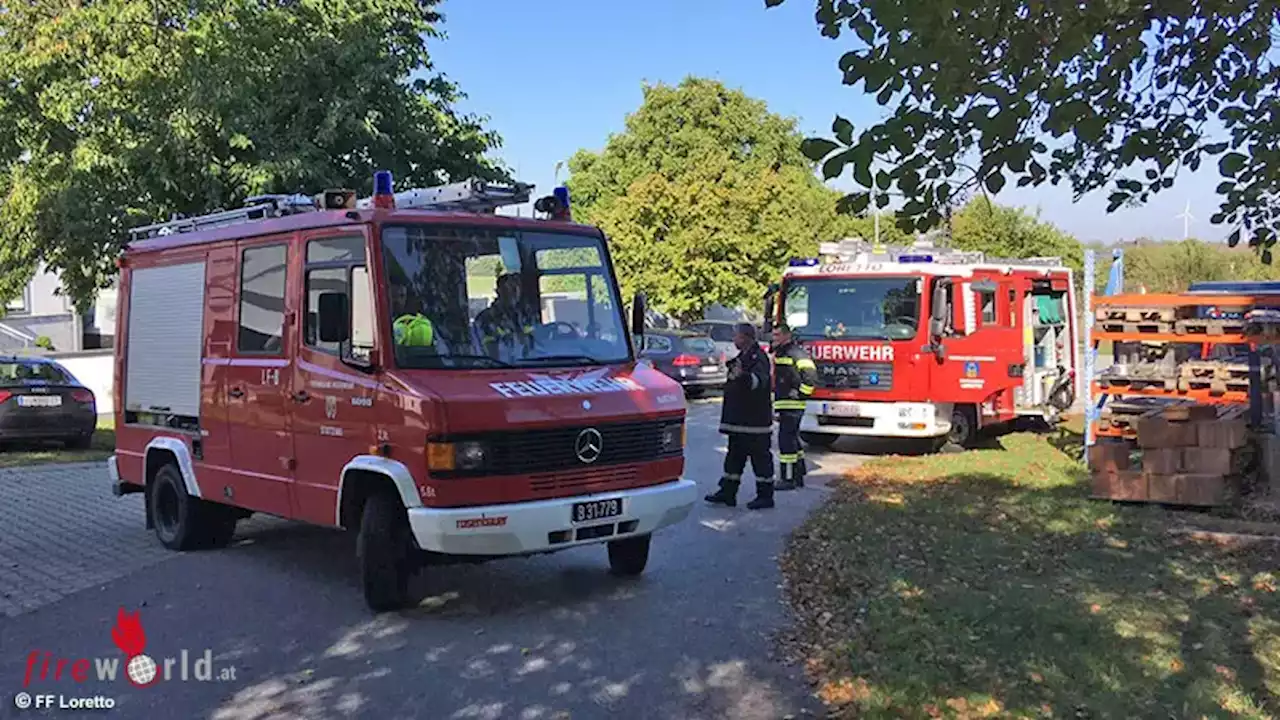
(639, 329, 727, 397)
(0, 356, 97, 448)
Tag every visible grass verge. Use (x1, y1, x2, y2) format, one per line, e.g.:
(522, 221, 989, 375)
(0, 415, 115, 468)
(782, 431, 1280, 718)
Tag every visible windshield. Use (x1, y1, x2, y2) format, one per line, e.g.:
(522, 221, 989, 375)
(680, 336, 717, 354)
(380, 225, 630, 369)
(0, 361, 73, 385)
(782, 276, 922, 341)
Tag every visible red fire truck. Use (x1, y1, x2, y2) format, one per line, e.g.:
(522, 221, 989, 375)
(763, 237, 1079, 450)
(107, 173, 697, 611)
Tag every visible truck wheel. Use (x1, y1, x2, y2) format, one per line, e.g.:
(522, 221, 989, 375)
(149, 464, 235, 550)
(947, 406, 977, 449)
(607, 534, 651, 576)
(357, 492, 415, 612)
(800, 432, 838, 449)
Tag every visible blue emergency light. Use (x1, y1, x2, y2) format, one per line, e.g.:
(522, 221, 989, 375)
(553, 185, 571, 212)
(789, 257, 819, 267)
(373, 170, 395, 209)
(897, 254, 933, 263)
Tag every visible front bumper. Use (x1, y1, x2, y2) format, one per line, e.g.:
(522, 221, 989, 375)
(801, 400, 952, 439)
(408, 478, 698, 556)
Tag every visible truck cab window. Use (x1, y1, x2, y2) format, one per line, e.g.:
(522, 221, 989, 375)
(380, 225, 630, 369)
(304, 236, 368, 358)
(237, 244, 287, 354)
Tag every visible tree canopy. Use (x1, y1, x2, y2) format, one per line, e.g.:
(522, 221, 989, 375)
(566, 77, 858, 321)
(950, 196, 1084, 277)
(770, 0, 1280, 255)
(0, 0, 504, 308)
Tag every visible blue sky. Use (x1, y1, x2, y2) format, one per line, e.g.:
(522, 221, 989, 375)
(430, 0, 1225, 244)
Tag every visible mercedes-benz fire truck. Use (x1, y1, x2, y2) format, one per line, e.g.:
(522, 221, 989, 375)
(108, 172, 697, 611)
(763, 237, 1079, 450)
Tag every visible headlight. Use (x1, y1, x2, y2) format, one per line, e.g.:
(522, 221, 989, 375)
(426, 440, 490, 473)
(660, 422, 685, 453)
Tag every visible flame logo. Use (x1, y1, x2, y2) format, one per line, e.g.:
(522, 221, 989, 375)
(111, 607, 158, 688)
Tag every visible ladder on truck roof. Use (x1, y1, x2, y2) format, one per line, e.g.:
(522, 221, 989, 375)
(816, 238, 1065, 270)
(128, 178, 534, 243)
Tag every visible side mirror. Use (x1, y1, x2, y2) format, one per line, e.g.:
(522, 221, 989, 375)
(762, 284, 778, 335)
(631, 291, 647, 340)
(318, 292, 350, 344)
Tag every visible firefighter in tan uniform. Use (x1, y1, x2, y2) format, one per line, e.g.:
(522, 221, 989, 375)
(771, 324, 818, 490)
(476, 273, 538, 359)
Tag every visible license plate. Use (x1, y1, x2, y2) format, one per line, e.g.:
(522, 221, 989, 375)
(701, 365, 719, 373)
(18, 395, 61, 408)
(571, 498, 623, 524)
(823, 401, 860, 417)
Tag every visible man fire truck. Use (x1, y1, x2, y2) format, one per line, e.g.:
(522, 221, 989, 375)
(107, 172, 697, 611)
(763, 236, 1079, 450)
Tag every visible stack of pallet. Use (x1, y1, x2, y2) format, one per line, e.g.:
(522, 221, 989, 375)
(1090, 404, 1252, 506)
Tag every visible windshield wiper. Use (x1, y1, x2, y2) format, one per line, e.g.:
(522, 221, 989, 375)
(424, 354, 514, 368)
(521, 355, 602, 366)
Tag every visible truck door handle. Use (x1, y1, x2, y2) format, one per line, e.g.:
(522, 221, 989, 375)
(228, 387, 245, 398)
(292, 390, 311, 403)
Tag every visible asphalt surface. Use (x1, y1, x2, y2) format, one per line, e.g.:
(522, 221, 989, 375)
(0, 399, 871, 720)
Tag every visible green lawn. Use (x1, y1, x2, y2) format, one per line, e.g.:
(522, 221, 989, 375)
(0, 414, 115, 469)
(783, 430, 1280, 718)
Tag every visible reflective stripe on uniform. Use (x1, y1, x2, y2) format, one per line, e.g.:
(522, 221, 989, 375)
(796, 358, 816, 370)
(778, 453, 799, 463)
(775, 400, 806, 410)
(799, 384, 815, 395)
(774, 356, 794, 365)
(721, 473, 741, 481)
(721, 420, 768, 430)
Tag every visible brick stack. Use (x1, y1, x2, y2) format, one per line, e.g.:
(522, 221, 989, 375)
(1090, 404, 1251, 506)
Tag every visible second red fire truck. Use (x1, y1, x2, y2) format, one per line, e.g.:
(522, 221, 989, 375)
(764, 237, 1080, 450)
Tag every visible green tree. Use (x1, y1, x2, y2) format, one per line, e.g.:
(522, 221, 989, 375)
(950, 197, 1083, 277)
(0, 0, 504, 309)
(771, 0, 1280, 254)
(567, 77, 858, 322)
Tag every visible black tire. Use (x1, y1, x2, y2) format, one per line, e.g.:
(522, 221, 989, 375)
(64, 434, 93, 450)
(684, 386, 703, 399)
(947, 405, 977, 449)
(149, 464, 236, 551)
(800, 432, 838, 449)
(357, 492, 415, 612)
(607, 533, 651, 576)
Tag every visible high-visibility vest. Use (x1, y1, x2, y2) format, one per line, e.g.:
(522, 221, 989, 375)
(393, 314, 434, 346)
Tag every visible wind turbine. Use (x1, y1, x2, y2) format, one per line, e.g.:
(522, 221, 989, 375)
(1175, 200, 1195, 240)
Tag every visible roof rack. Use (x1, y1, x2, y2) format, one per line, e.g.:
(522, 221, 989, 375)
(814, 237, 1064, 269)
(128, 177, 535, 243)
(354, 178, 533, 213)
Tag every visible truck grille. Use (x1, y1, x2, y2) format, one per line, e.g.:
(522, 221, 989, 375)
(441, 419, 682, 477)
(815, 361, 893, 391)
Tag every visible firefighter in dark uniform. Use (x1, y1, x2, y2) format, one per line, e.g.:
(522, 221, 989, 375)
(705, 323, 777, 510)
(771, 323, 818, 491)
(476, 273, 537, 359)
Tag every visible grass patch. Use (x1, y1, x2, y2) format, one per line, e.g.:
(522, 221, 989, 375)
(0, 415, 115, 468)
(783, 431, 1280, 718)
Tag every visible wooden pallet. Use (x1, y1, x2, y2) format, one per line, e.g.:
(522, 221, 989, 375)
(1179, 360, 1261, 382)
(1098, 376, 1178, 391)
(1095, 306, 1176, 322)
(1100, 320, 1174, 335)
(1179, 377, 1252, 396)
(1175, 318, 1246, 336)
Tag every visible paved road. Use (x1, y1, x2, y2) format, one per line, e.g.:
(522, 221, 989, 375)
(0, 400, 870, 720)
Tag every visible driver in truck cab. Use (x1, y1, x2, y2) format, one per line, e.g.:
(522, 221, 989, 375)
(475, 273, 538, 358)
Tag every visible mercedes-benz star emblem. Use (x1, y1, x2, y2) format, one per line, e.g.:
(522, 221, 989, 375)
(574, 428, 603, 464)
